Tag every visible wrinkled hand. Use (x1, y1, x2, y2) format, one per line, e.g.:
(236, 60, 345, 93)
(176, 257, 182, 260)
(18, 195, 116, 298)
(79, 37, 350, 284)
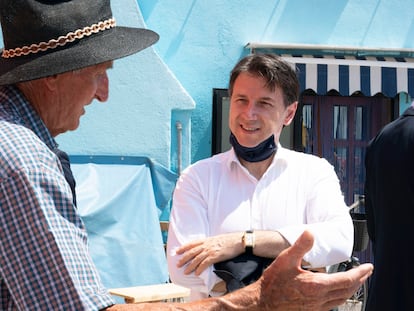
(176, 232, 243, 275)
(249, 230, 373, 311)
(107, 230, 373, 311)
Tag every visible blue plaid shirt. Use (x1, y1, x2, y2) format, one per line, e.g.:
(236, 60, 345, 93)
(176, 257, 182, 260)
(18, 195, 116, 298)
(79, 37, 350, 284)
(0, 85, 114, 310)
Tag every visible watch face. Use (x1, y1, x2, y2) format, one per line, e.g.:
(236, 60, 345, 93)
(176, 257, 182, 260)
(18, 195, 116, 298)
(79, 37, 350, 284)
(245, 233, 254, 246)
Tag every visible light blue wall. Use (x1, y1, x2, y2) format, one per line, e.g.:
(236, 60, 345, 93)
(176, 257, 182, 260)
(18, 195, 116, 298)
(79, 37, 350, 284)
(2, 1, 414, 170)
(140, 0, 414, 163)
(56, 0, 195, 170)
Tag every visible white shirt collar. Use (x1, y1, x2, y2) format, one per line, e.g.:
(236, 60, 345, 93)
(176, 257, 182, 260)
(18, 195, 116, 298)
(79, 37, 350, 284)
(226, 143, 289, 172)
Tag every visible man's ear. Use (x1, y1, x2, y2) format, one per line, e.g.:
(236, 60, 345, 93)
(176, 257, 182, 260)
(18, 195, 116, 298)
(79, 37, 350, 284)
(284, 101, 298, 126)
(43, 74, 59, 91)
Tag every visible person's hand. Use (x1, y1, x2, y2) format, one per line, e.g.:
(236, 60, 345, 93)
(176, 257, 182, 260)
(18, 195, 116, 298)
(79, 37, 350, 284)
(107, 230, 373, 311)
(242, 230, 373, 311)
(175, 233, 244, 275)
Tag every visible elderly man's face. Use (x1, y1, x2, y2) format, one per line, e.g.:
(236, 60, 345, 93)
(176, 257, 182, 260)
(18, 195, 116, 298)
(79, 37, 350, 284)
(47, 61, 113, 136)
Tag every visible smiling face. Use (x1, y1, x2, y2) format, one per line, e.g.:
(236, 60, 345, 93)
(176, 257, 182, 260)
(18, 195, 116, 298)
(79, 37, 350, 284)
(228, 72, 297, 148)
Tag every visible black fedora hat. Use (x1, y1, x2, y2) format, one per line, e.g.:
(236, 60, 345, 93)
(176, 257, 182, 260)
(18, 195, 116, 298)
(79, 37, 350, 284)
(0, 0, 159, 86)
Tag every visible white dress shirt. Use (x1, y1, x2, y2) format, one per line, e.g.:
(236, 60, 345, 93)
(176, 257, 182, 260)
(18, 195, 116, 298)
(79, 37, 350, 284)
(167, 145, 353, 300)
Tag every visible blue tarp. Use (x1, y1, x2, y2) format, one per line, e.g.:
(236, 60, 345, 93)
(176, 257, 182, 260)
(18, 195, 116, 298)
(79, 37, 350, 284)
(70, 156, 178, 289)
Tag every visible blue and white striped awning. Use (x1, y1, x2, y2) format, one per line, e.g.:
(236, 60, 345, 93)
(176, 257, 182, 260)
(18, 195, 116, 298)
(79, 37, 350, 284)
(283, 55, 414, 97)
(246, 43, 414, 98)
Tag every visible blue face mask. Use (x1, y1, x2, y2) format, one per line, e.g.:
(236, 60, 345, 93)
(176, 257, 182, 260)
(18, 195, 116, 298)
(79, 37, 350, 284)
(229, 132, 277, 163)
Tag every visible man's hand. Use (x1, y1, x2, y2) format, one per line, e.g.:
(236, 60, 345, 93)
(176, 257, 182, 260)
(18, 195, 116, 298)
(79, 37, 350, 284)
(246, 230, 373, 310)
(107, 230, 373, 311)
(175, 230, 298, 276)
(175, 233, 244, 275)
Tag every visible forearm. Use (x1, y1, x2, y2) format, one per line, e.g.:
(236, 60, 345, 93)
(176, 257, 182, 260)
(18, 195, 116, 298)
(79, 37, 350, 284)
(106, 285, 260, 311)
(106, 230, 374, 311)
(278, 219, 353, 267)
(106, 300, 223, 311)
(252, 230, 290, 258)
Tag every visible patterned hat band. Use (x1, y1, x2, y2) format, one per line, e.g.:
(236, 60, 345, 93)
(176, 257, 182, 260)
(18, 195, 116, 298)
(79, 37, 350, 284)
(1, 18, 116, 59)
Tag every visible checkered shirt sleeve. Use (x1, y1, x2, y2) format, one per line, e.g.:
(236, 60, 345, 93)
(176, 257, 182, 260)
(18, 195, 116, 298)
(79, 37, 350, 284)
(0, 86, 114, 310)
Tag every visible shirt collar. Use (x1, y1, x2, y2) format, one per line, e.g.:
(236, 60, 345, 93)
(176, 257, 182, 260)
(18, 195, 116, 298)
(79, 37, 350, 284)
(0, 85, 58, 150)
(226, 143, 289, 170)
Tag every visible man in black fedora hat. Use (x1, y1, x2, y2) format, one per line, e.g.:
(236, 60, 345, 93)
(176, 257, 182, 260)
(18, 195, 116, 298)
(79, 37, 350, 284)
(0, 0, 373, 310)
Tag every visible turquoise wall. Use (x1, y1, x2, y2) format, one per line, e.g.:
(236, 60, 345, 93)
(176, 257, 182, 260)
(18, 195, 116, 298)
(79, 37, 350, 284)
(2, 0, 414, 170)
(56, 0, 195, 171)
(141, 0, 414, 163)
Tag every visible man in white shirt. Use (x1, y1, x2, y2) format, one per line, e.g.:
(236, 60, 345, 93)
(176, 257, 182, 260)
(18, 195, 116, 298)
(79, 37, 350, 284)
(167, 54, 354, 300)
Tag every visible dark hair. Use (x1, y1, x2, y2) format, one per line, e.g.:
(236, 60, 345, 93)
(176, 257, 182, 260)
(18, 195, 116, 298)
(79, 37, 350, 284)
(228, 54, 299, 107)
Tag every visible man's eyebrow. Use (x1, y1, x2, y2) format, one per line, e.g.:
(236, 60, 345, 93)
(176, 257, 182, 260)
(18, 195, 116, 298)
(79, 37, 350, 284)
(232, 92, 247, 98)
(258, 96, 274, 101)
